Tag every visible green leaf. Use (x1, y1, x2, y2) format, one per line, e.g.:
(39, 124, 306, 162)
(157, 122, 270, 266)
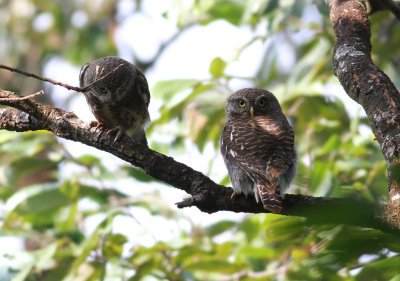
(102, 233, 128, 258)
(5, 184, 70, 217)
(9, 263, 33, 281)
(40, 257, 75, 281)
(5, 156, 58, 187)
(185, 260, 244, 274)
(356, 256, 400, 281)
(390, 273, 400, 281)
(0, 131, 18, 144)
(34, 242, 58, 270)
(238, 216, 262, 242)
(70, 211, 120, 274)
(151, 79, 198, 102)
(0, 131, 56, 156)
(209, 57, 227, 78)
(309, 161, 332, 196)
(206, 220, 236, 237)
(75, 155, 101, 167)
(122, 166, 157, 183)
(207, 0, 245, 25)
(238, 246, 275, 259)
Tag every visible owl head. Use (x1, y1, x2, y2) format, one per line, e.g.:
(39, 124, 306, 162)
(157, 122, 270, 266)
(225, 88, 284, 120)
(79, 56, 136, 103)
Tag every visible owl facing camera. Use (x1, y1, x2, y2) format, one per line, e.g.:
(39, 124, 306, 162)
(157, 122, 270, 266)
(220, 88, 297, 213)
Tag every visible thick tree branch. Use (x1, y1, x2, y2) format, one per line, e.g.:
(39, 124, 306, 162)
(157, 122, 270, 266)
(0, 89, 398, 234)
(326, 0, 400, 226)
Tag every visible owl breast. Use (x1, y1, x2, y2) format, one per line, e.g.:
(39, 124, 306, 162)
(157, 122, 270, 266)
(220, 88, 297, 213)
(86, 90, 150, 136)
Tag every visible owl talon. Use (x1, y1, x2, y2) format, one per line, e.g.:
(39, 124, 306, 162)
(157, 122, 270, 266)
(89, 121, 106, 131)
(107, 128, 123, 142)
(230, 192, 238, 200)
(79, 56, 151, 146)
(220, 88, 296, 214)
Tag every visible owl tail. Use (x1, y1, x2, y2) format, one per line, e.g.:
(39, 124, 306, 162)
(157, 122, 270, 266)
(258, 186, 282, 213)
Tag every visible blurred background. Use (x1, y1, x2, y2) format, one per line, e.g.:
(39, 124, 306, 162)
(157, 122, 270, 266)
(0, 0, 400, 280)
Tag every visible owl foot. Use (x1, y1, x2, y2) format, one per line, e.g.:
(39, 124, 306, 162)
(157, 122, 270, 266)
(89, 121, 106, 131)
(106, 128, 123, 142)
(230, 192, 238, 200)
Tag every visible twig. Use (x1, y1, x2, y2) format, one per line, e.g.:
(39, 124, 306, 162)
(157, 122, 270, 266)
(0, 64, 82, 92)
(79, 63, 124, 92)
(367, 0, 400, 21)
(0, 63, 125, 93)
(0, 90, 45, 101)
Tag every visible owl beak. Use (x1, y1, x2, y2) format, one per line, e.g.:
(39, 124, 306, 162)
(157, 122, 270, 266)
(250, 106, 254, 117)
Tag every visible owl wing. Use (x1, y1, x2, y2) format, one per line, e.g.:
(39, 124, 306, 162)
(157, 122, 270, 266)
(221, 117, 294, 212)
(134, 69, 151, 107)
(220, 139, 256, 198)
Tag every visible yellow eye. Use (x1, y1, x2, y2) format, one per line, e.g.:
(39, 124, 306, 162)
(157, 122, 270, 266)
(238, 100, 246, 107)
(119, 84, 126, 90)
(99, 87, 107, 93)
(258, 99, 266, 107)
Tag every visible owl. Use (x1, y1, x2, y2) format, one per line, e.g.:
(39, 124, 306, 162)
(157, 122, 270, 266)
(220, 88, 297, 213)
(79, 56, 150, 144)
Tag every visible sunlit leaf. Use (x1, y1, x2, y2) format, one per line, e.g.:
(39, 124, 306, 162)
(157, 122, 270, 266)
(206, 220, 236, 236)
(102, 233, 128, 258)
(207, 0, 245, 25)
(209, 57, 227, 78)
(356, 256, 400, 281)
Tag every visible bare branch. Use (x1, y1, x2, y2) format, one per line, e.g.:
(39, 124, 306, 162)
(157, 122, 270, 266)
(0, 64, 82, 91)
(0, 63, 125, 93)
(0, 90, 45, 101)
(0, 89, 398, 234)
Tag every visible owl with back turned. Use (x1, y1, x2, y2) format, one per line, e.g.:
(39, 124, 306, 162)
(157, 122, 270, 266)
(79, 56, 150, 144)
(220, 88, 297, 213)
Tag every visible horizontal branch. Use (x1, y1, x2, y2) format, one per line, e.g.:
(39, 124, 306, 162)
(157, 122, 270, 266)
(0, 89, 398, 234)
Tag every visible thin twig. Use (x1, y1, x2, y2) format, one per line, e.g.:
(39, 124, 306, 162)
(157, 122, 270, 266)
(0, 64, 82, 91)
(80, 63, 124, 92)
(0, 90, 45, 101)
(0, 63, 125, 93)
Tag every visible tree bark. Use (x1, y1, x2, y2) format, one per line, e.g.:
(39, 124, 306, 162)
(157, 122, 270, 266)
(0, 0, 399, 233)
(0, 89, 398, 234)
(326, 0, 400, 228)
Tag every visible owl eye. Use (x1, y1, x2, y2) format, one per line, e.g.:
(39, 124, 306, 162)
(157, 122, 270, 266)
(238, 100, 246, 107)
(99, 87, 107, 93)
(258, 99, 266, 107)
(119, 84, 126, 90)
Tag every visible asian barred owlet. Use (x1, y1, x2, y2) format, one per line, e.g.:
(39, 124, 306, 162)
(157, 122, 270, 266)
(79, 56, 150, 144)
(220, 88, 297, 213)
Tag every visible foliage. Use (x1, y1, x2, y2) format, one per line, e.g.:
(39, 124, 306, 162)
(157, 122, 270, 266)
(1, 0, 400, 280)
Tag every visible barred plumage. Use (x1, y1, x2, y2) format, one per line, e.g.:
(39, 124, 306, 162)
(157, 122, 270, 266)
(220, 88, 297, 213)
(79, 56, 150, 144)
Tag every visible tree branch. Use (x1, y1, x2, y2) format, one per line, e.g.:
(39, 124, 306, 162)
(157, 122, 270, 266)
(326, 0, 400, 227)
(366, 0, 400, 21)
(0, 63, 124, 93)
(0, 89, 398, 234)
